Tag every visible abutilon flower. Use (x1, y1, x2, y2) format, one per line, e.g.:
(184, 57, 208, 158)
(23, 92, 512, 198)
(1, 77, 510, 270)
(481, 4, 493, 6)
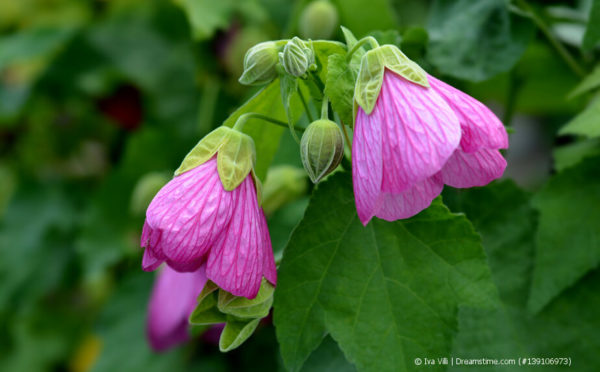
(147, 266, 207, 352)
(352, 45, 508, 225)
(141, 126, 277, 299)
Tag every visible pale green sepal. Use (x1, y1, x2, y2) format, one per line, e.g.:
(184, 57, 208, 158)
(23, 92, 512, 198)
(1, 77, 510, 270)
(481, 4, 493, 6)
(219, 316, 261, 352)
(189, 306, 227, 325)
(217, 280, 274, 319)
(197, 280, 219, 305)
(355, 44, 429, 114)
(175, 127, 232, 176)
(216, 130, 256, 191)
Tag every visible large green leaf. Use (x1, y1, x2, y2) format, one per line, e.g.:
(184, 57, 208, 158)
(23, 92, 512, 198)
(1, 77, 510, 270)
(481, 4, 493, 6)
(528, 156, 600, 313)
(583, 0, 600, 51)
(274, 172, 496, 372)
(445, 181, 600, 371)
(427, 0, 534, 82)
(559, 97, 600, 138)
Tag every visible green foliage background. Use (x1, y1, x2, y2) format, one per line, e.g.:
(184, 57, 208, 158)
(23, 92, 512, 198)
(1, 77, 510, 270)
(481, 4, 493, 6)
(0, 0, 599, 371)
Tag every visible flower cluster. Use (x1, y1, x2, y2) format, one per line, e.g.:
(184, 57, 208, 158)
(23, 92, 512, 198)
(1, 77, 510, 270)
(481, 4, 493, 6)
(139, 31, 508, 352)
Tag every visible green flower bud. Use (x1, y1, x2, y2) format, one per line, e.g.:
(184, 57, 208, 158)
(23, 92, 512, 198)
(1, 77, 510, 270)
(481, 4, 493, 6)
(299, 0, 339, 40)
(238, 41, 280, 86)
(279, 37, 315, 78)
(300, 119, 344, 183)
(262, 166, 308, 215)
(130, 172, 170, 216)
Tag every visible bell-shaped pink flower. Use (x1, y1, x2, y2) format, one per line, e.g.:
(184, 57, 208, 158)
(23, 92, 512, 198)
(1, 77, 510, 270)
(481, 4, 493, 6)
(141, 156, 277, 299)
(353, 70, 508, 225)
(147, 265, 207, 352)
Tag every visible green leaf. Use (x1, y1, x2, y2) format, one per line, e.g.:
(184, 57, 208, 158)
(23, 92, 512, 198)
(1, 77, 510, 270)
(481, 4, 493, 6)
(325, 54, 356, 126)
(528, 156, 600, 313)
(445, 182, 600, 370)
(553, 138, 600, 171)
(219, 317, 261, 352)
(179, 0, 234, 41)
(274, 172, 496, 372)
(427, 0, 534, 82)
(217, 280, 274, 319)
(300, 336, 356, 372)
(330, 0, 398, 37)
(280, 74, 301, 142)
(568, 64, 600, 98)
(559, 97, 600, 138)
(0, 26, 75, 70)
(583, 0, 600, 50)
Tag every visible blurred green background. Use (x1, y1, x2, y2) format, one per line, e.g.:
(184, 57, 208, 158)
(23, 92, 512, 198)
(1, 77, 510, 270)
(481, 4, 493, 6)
(0, 0, 597, 371)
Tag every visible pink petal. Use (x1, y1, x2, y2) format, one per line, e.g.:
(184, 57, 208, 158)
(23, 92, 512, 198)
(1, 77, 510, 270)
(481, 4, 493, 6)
(145, 158, 234, 272)
(376, 70, 461, 193)
(353, 106, 384, 226)
(373, 176, 444, 221)
(428, 74, 508, 152)
(147, 265, 207, 352)
(206, 176, 264, 299)
(260, 210, 277, 286)
(439, 148, 507, 188)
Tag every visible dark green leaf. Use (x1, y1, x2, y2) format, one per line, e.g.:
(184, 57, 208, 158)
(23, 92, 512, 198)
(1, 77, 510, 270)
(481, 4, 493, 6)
(568, 64, 600, 98)
(330, 0, 398, 38)
(553, 138, 600, 171)
(528, 156, 600, 313)
(274, 172, 496, 372)
(427, 0, 534, 82)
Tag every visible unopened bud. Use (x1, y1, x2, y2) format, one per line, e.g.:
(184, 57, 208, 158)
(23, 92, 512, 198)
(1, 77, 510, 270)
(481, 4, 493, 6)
(299, 0, 339, 40)
(300, 119, 344, 183)
(239, 41, 280, 86)
(279, 37, 315, 78)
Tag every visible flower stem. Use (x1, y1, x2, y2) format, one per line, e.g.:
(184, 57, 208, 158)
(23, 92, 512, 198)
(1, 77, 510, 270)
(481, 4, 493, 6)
(233, 113, 303, 133)
(346, 36, 380, 62)
(340, 120, 352, 152)
(514, 0, 585, 77)
(321, 96, 329, 119)
(298, 88, 314, 122)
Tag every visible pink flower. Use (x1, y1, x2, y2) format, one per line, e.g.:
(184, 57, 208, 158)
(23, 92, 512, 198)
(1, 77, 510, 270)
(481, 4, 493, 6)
(141, 157, 277, 299)
(353, 70, 508, 225)
(147, 265, 206, 352)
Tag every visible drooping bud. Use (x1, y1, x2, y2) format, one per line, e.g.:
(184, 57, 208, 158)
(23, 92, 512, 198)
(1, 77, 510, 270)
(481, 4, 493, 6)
(279, 37, 315, 78)
(355, 44, 429, 114)
(175, 126, 256, 191)
(300, 119, 344, 183)
(299, 0, 339, 40)
(130, 172, 170, 216)
(262, 166, 308, 215)
(239, 41, 280, 86)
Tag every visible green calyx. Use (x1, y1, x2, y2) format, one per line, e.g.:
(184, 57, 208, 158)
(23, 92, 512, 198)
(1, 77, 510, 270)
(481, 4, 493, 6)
(189, 280, 275, 352)
(354, 44, 429, 114)
(175, 126, 256, 191)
